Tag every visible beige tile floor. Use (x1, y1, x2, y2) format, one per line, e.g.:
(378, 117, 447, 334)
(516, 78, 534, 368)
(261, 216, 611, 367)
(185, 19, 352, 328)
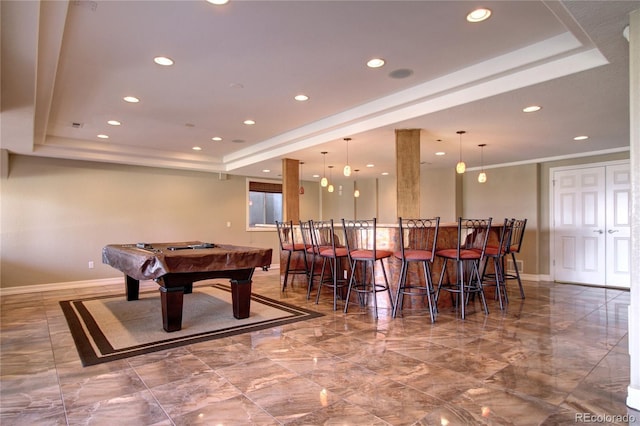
(1, 268, 638, 425)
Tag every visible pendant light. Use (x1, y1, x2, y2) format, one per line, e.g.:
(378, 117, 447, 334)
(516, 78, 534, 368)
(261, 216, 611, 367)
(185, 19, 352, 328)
(478, 144, 487, 183)
(343, 137, 352, 177)
(320, 152, 328, 187)
(353, 169, 360, 198)
(299, 161, 305, 194)
(456, 131, 466, 174)
(327, 166, 334, 192)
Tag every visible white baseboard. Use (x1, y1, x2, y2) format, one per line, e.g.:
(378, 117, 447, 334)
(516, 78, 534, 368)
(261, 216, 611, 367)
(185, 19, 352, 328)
(0, 277, 123, 296)
(0, 263, 280, 297)
(628, 385, 640, 411)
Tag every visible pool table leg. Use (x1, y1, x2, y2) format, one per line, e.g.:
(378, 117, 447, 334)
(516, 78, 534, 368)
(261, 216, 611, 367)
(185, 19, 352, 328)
(159, 286, 184, 332)
(125, 275, 140, 301)
(230, 279, 252, 319)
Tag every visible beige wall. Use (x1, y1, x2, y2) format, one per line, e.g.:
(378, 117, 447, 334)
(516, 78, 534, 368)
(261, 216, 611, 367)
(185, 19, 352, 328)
(421, 168, 457, 222)
(462, 163, 539, 275)
(1, 151, 630, 288)
(299, 178, 321, 222)
(1, 155, 281, 287)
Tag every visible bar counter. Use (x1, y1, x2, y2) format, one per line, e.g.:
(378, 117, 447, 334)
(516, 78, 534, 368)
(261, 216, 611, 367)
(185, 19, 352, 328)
(279, 221, 501, 313)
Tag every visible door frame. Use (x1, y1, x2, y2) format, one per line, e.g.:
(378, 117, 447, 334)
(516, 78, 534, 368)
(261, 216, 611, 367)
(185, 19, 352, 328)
(549, 159, 630, 285)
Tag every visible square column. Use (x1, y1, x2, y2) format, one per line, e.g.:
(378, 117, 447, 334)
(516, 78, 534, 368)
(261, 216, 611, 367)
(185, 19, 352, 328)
(395, 129, 421, 218)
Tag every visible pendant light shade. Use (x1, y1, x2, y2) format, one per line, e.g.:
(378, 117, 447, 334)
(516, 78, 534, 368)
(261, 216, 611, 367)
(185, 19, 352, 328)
(320, 152, 328, 187)
(478, 143, 487, 183)
(343, 137, 352, 177)
(456, 130, 466, 174)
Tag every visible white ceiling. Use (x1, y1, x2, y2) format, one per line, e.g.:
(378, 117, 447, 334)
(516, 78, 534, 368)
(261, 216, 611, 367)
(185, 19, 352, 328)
(1, 1, 636, 182)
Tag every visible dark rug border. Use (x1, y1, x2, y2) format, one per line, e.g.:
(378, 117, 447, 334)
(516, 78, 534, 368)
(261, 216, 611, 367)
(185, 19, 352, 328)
(60, 283, 323, 367)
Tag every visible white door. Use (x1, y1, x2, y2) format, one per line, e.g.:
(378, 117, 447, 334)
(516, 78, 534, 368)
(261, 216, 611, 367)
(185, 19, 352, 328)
(605, 164, 631, 288)
(553, 167, 606, 285)
(552, 162, 630, 288)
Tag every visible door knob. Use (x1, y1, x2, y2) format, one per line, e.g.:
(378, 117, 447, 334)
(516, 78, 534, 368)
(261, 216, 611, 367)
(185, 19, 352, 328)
(593, 229, 604, 234)
(607, 229, 619, 234)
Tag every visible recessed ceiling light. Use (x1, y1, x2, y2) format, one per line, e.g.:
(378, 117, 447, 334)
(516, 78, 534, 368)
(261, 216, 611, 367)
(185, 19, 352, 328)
(366, 164, 374, 168)
(262, 169, 271, 173)
(211, 136, 222, 141)
(381, 172, 389, 176)
(206, 0, 229, 4)
(367, 58, 385, 68)
(97, 134, 109, 139)
(153, 56, 174, 66)
(467, 8, 492, 22)
(243, 119, 255, 125)
(294, 94, 309, 101)
(192, 146, 202, 151)
(435, 152, 445, 156)
(123, 96, 139, 103)
(574, 135, 589, 141)
(107, 120, 121, 126)
(523, 105, 542, 113)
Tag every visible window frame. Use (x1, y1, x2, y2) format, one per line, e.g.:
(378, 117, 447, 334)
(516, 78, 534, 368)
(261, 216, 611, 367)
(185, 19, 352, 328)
(246, 178, 283, 231)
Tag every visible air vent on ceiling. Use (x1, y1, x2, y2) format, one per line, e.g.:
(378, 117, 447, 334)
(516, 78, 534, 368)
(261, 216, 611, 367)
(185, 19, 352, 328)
(74, 1, 98, 12)
(71, 122, 84, 128)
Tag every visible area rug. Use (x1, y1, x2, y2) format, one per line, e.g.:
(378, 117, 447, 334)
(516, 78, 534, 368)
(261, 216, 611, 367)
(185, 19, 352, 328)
(60, 283, 323, 366)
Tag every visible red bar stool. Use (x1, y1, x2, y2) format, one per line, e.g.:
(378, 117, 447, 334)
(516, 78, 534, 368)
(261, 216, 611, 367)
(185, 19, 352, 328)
(343, 218, 394, 319)
(480, 218, 512, 310)
(393, 217, 440, 321)
(275, 220, 309, 292)
(435, 217, 492, 319)
(299, 220, 319, 299)
(313, 219, 349, 311)
(504, 218, 527, 299)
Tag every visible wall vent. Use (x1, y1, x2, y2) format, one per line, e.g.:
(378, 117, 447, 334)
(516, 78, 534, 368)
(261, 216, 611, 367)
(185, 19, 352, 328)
(506, 259, 524, 273)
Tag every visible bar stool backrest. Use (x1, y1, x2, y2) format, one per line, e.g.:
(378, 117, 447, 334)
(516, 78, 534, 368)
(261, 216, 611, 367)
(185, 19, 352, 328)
(458, 217, 492, 258)
(275, 220, 298, 251)
(398, 217, 440, 261)
(299, 220, 314, 249)
(507, 218, 527, 254)
(310, 219, 339, 250)
(496, 218, 514, 254)
(342, 218, 378, 254)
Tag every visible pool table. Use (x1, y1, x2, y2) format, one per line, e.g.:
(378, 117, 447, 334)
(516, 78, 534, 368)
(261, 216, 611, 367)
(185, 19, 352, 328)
(102, 242, 272, 332)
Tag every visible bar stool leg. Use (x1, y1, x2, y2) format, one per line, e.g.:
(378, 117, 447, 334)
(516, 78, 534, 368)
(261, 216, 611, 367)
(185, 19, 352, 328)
(422, 262, 436, 323)
(393, 260, 407, 317)
(511, 252, 526, 299)
(282, 251, 292, 291)
(315, 257, 329, 305)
